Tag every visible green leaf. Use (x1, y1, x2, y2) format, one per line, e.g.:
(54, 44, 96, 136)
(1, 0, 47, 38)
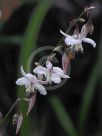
(19, 0, 54, 70)
(79, 26, 102, 132)
(17, 1, 54, 136)
(50, 96, 79, 136)
(79, 63, 99, 131)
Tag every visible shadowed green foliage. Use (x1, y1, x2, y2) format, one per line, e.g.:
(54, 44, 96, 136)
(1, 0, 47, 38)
(50, 96, 79, 136)
(0, 36, 21, 44)
(79, 63, 99, 131)
(79, 26, 102, 132)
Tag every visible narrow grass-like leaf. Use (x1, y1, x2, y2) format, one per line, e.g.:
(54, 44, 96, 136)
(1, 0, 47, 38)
(19, 0, 54, 69)
(79, 63, 99, 131)
(50, 96, 79, 136)
(17, 1, 54, 136)
(79, 28, 102, 131)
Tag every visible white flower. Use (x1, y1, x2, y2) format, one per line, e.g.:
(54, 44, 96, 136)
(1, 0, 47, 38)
(33, 61, 70, 84)
(60, 29, 96, 49)
(16, 66, 47, 95)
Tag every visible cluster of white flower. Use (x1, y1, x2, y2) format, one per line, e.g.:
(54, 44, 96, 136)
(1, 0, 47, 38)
(60, 22, 96, 52)
(16, 61, 70, 95)
(16, 21, 96, 97)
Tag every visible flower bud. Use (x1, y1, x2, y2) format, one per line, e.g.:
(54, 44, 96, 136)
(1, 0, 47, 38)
(78, 18, 85, 22)
(47, 53, 56, 60)
(35, 62, 40, 66)
(0, 112, 3, 120)
(85, 6, 95, 17)
(54, 46, 62, 51)
(13, 114, 18, 125)
(85, 6, 95, 11)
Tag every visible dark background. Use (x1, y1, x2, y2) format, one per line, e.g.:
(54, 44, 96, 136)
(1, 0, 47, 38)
(0, 0, 102, 135)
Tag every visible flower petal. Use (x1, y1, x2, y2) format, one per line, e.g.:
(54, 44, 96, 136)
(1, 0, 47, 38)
(82, 38, 96, 48)
(59, 73, 70, 78)
(26, 73, 37, 79)
(65, 37, 82, 46)
(60, 29, 70, 37)
(21, 66, 27, 77)
(53, 67, 70, 79)
(53, 67, 64, 74)
(51, 74, 61, 83)
(16, 77, 29, 86)
(46, 61, 52, 70)
(34, 83, 47, 95)
(33, 66, 47, 75)
(60, 29, 82, 46)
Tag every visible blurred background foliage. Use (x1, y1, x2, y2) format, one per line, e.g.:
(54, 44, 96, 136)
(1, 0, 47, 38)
(0, 0, 102, 136)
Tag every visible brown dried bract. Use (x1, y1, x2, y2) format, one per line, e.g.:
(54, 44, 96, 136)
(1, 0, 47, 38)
(84, 6, 95, 17)
(62, 50, 75, 74)
(12, 114, 18, 126)
(15, 112, 23, 135)
(73, 25, 80, 37)
(26, 94, 36, 116)
(80, 21, 94, 38)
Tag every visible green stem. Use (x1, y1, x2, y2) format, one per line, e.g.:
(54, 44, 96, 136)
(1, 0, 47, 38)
(0, 90, 25, 126)
(0, 99, 18, 126)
